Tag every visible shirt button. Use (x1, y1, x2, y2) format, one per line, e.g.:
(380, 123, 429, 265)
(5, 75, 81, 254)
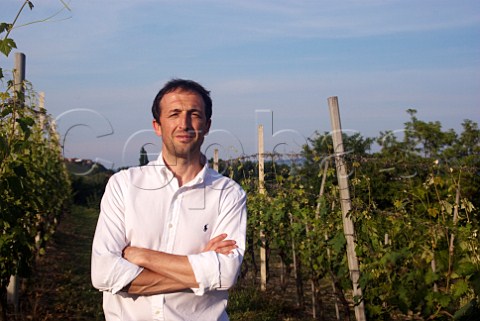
(168, 223, 173, 228)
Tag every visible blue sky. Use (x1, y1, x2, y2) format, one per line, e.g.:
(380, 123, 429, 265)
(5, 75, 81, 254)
(1, 0, 479, 168)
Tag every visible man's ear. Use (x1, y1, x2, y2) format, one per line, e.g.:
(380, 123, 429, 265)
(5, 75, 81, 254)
(153, 119, 162, 137)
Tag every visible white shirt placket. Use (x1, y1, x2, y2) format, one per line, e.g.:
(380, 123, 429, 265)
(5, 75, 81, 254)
(152, 183, 184, 321)
(166, 190, 182, 253)
(154, 187, 184, 321)
(151, 300, 164, 321)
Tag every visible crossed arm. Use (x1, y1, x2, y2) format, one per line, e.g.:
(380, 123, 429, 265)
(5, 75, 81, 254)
(122, 234, 237, 295)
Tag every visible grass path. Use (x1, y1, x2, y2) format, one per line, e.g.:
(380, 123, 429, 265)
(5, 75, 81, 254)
(12, 206, 104, 320)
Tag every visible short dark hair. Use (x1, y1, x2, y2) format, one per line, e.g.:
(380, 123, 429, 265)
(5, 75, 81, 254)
(151, 79, 212, 123)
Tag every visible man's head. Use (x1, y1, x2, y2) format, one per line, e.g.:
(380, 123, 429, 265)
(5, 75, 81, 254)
(151, 79, 212, 124)
(151, 79, 212, 162)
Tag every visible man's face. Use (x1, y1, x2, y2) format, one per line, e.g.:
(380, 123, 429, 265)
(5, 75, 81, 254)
(153, 89, 211, 161)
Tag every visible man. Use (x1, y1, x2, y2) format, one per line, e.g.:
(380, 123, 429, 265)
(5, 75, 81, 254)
(91, 79, 247, 321)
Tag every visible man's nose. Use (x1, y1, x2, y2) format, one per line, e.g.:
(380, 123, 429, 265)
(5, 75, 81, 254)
(179, 112, 192, 129)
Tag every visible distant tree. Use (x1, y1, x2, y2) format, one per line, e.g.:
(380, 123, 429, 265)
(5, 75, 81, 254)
(403, 109, 457, 158)
(444, 119, 480, 210)
(299, 130, 374, 204)
(139, 146, 149, 166)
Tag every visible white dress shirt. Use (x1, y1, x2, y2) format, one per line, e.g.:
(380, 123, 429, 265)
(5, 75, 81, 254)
(91, 154, 247, 321)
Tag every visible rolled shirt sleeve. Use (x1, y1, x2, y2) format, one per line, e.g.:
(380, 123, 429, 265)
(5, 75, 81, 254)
(91, 249, 144, 294)
(188, 248, 244, 296)
(187, 187, 247, 295)
(187, 251, 220, 295)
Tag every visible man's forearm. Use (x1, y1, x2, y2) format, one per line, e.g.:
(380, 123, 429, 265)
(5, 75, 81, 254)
(123, 234, 236, 288)
(124, 247, 199, 287)
(126, 268, 195, 295)
(122, 234, 237, 295)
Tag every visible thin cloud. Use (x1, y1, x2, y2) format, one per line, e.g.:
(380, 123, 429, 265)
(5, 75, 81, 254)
(231, 1, 480, 40)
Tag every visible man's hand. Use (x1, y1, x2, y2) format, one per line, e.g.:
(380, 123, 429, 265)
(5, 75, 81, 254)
(123, 247, 149, 266)
(202, 233, 237, 255)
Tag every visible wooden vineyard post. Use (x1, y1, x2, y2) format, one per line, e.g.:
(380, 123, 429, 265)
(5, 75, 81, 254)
(446, 182, 461, 291)
(258, 125, 265, 195)
(327, 96, 366, 321)
(7, 52, 26, 313)
(13, 52, 26, 97)
(213, 148, 219, 172)
(258, 125, 267, 291)
(38, 92, 46, 129)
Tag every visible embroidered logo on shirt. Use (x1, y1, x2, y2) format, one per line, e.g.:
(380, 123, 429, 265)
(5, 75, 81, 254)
(203, 224, 208, 232)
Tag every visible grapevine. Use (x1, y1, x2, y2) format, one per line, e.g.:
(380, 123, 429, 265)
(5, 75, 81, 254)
(0, 2, 71, 319)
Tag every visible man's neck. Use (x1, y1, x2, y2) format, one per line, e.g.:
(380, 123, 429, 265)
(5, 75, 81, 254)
(162, 153, 205, 187)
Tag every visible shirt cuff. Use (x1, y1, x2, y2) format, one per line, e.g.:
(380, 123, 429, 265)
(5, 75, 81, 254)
(111, 261, 144, 294)
(187, 251, 220, 295)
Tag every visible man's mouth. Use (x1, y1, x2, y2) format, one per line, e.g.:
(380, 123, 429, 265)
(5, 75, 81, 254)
(175, 134, 195, 142)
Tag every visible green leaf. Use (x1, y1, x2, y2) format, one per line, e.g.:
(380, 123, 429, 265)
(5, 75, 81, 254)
(1, 105, 13, 117)
(329, 232, 346, 253)
(456, 260, 476, 276)
(440, 200, 453, 215)
(13, 139, 27, 153)
(0, 38, 17, 57)
(452, 279, 469, 298)
(424, 269, 439, 285)
(427, 207, 438, 217)
(0, 23, 11, 34)
(16, 116, 35, 136)
(437, 293, 452, 308)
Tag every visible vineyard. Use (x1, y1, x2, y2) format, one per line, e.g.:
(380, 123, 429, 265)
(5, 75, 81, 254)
(0, 51, 70, 321)
(1, 4, 70, 319)
(1, 2, 480, 320)
(232, 111, 480, 319)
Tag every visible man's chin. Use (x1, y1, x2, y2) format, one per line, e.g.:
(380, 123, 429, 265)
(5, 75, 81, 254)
(173, 148, 201, 160)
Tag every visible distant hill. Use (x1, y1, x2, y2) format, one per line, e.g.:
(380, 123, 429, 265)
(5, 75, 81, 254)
(64, 158, 112, 176)
(65, 158, 114, 207)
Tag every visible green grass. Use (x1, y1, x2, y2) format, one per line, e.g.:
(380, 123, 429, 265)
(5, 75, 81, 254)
(11, 205, 104, 321)
(43, 206, 104, 320)
(228, 284, 314, 321)
(228, 285, 281, 321)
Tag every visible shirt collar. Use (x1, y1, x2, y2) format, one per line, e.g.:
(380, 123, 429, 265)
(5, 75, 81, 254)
(154, 152, 208, 187)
